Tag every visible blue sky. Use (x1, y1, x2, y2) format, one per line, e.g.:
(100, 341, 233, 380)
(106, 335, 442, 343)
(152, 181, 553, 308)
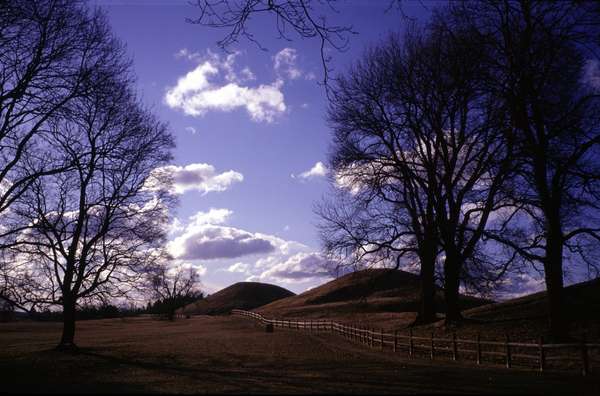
(91, 0, 436, 294)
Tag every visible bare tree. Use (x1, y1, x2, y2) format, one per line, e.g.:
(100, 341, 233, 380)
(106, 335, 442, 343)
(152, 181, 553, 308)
(187, 0, 421, 90)
(320, 18, 513, 324)
(0, 1, 130, 240)
(448, 0, 600, 340)
(317, 171, 440, 323)
(188, 0, 356, 88)
(2, 12, 175, 348)
(148, 263, 203, 321)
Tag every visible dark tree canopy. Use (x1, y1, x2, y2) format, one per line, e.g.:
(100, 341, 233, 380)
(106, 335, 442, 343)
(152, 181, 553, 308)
(446, 0, 600, 340)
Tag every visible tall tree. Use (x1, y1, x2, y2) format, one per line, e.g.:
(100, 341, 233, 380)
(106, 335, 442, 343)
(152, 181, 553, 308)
(2, 4, 175, 349)
(449, 0, 600, 340)
(320, 21, 512, 324)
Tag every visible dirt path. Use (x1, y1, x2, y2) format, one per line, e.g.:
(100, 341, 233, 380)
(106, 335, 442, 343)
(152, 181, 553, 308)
(1, 316, 598, 394)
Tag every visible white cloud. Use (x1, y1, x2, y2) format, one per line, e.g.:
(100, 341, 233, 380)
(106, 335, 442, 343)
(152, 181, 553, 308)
(227, 262, 250, 274)
(293, 161, 328, 180)
(166, 51, 286, 123)
(189, 208, 233, 227)
(185, 126, 197, 134)
(168, 218, 185, 235)
(195, 263, 208, 276)
(240, 67, 256, 81)
(274, 48, 302, 80)
(174, 48, 203, 62)
(165, 207, 337, 289)
(153, 163, 243, 195)
(254, 252, 335, 284)
(167, 210, 277, 261)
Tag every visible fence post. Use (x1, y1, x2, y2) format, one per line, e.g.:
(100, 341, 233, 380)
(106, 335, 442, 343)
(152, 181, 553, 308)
(581, 334, 589, 376)
(476, 333, 481, 365)
(394, 330, 398, 353)
(409, 328, 414, 358)
(380, 329, 384, 351)
(505, 333, 512, 369)
(539, 336, 545, 372)
(452, 332, 458, 361)
(430, 331, 435, 360)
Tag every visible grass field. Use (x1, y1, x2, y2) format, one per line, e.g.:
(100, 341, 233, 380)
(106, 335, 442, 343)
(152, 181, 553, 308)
(1, 315, 599, 394)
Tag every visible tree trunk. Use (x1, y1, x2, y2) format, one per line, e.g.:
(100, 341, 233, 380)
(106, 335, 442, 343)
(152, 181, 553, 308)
(416, 245, 437, 324)
(544, 232, 567, 341)
(443, 254, 462, 325)
(58, 295, 77, 350)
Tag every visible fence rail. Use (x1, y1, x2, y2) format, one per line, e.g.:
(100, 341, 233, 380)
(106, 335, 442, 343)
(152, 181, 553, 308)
(231, 309, 599, 376)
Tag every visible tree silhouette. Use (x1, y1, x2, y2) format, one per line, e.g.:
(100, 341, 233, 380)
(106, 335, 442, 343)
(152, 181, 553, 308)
(448, 0, 600, 340)
(1, 1, 175, 350)
(148, 264, 203, 321)
(319, 19, 513, 324)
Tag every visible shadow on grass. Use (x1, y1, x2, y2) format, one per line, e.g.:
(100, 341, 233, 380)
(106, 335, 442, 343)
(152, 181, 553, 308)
(2, 342, 599, 394)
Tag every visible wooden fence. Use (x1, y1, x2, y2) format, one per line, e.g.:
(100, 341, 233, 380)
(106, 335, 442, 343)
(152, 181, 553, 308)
(231, 309, 599, 376)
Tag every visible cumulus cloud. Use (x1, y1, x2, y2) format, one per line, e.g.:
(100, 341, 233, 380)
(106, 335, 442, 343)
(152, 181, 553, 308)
(253, 252, 335, 284)
(227, 262, 250, 273)
(167, 209, 277, 261)
(274, 48, 302, 80)
(240, 67, 256, 81)
(292, 161, 328, 180)
(169, 225, 276, 260)
(154, 163, 243, 195)
(170, 261, 208, 276)
(188, 208, 233, 226)
(166, 206, 337, 289)
(174, 48, 203, 62)
(166, 50, 286, 122)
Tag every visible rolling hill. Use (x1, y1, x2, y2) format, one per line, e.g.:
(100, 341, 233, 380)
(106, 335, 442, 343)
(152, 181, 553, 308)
(463, 277, 600, 322)
(255, 268, 491, 321)
(178, 281, 295, 315)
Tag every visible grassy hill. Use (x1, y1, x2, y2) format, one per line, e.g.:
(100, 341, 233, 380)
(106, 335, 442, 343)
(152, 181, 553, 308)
(256, 268, 491, 322)
(463, 277, 600, 322)
(253, 268, 600, 342)
(178, 281, 294, 315)
(436, 276, 600, 341)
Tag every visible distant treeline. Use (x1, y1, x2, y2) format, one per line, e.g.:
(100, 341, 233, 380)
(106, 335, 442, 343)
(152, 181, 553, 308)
(20, 305, 144, 322)
(1, 293, 204, 322)
(145, 292, 205, 320)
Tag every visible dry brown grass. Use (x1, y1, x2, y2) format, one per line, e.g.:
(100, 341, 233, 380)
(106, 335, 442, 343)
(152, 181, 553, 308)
(257, 269, 490, 321)
(1, 315, 599, 394)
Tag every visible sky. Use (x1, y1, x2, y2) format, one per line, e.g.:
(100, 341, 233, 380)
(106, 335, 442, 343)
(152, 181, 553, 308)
(90, 0, 438, 295)
(90, 0, 559, 300)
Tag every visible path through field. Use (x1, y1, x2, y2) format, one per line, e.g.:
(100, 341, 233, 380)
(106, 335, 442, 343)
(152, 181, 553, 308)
(1, 316, 598, 394)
